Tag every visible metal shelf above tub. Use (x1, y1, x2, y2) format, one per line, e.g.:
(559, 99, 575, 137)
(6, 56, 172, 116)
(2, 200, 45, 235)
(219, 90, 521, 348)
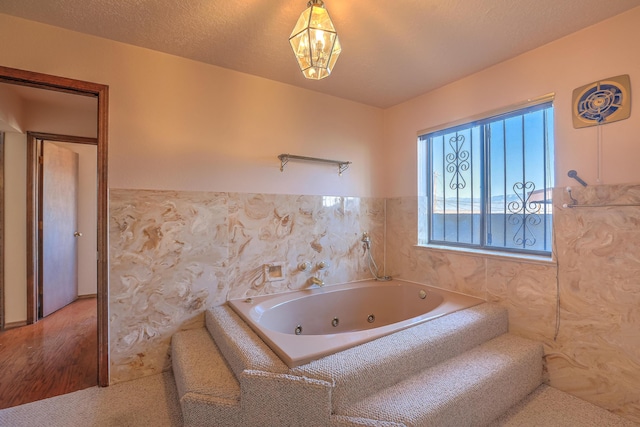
(278, 154, 351, 176)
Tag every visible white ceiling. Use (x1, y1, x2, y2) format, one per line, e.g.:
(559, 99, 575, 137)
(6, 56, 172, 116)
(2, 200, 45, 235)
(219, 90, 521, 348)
(1, 0, 639, 108)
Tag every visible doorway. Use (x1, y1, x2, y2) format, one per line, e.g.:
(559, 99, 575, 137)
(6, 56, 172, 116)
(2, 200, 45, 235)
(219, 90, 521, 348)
(0, 66, 109, 388)
(26, 134, 98, 321)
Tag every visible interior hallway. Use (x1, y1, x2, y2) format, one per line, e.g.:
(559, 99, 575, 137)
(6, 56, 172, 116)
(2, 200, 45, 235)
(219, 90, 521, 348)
(0, 297, 97, 409)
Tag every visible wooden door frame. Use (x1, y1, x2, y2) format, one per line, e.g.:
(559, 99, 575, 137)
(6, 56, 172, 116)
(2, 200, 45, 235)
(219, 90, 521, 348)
(0, 132, 4, 331)
(0, 66, 109, 387)
(27, 133, 98, 321)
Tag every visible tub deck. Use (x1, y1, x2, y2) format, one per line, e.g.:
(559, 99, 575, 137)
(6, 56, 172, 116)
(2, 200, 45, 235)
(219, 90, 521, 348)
(172, 299, 547, 426)
(228, 279, 484, 367)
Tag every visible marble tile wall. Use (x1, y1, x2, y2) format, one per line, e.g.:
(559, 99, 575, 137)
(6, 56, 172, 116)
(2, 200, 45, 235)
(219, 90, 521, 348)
(109, 189, 385, 383)
(109, 185, 640, 422)
(386, 184, 640, 423)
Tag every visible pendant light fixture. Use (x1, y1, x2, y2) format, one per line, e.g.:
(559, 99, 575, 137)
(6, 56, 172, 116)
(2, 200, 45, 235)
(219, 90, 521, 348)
(289, 0, 341, 80)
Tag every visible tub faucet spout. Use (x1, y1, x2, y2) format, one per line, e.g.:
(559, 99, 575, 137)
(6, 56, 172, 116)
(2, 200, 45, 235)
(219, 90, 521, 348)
(310, 276, 324, 287)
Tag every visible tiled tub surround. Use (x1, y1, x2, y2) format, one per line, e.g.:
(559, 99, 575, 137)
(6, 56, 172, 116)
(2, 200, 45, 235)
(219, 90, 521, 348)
(109, 184, 640, 423)
(385, 184, 640, 424)
(109, 190, 385, 383)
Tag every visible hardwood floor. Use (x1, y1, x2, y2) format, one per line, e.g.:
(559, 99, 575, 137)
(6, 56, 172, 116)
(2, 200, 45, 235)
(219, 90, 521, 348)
(0, 297, 97, 409)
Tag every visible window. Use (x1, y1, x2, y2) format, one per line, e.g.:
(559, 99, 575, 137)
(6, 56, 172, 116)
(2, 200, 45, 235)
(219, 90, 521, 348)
(418, 100, 554, 256)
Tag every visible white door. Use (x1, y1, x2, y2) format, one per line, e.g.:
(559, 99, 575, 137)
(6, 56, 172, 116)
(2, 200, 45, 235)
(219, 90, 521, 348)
(40, 141, 79, 318)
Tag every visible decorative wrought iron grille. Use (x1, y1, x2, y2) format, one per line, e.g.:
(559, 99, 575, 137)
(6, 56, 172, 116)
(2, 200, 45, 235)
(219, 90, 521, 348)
(446, 135, 470, 190)
(421, 101, 554, 256)
(507, 181, 543, 247)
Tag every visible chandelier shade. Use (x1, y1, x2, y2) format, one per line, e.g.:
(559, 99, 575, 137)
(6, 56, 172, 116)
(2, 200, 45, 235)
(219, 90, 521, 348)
(289, 0, 341, 80)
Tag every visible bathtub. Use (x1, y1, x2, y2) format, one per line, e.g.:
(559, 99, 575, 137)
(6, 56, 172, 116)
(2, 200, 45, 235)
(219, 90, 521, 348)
(228, 279, 484, 367)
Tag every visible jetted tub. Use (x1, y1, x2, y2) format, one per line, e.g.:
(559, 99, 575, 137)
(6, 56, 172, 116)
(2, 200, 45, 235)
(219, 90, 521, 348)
(228, 279, 484, 367)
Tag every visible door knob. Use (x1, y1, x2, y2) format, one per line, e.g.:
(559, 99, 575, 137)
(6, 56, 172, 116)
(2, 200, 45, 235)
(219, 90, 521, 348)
(74, 231, 83, 237)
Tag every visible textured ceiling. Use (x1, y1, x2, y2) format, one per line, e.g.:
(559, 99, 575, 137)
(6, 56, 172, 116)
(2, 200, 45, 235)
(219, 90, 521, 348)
(0, 0, 639, 108)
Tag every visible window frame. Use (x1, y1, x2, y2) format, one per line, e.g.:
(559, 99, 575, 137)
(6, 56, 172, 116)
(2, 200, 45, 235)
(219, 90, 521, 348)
(418, 94, 555, 257)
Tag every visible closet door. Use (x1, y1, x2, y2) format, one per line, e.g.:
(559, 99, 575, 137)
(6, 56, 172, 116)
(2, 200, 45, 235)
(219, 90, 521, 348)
(40, 141, 79, 318)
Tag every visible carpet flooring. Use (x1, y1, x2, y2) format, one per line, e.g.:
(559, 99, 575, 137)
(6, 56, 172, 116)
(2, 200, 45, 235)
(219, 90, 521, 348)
(0, 371, 636, 426)
(489, 385, 638, 427)
(0, 371, 182, 427)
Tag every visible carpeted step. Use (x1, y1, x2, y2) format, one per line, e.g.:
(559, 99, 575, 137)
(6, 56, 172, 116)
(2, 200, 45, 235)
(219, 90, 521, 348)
(332, 333, 544, 427)
(206, 305, 289, 378)
(171, 328, 242, 427)
(292, 303, 509, 413)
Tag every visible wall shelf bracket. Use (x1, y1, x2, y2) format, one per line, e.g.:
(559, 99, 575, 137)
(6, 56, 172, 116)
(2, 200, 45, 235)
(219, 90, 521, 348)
(278, 154, 351, 176)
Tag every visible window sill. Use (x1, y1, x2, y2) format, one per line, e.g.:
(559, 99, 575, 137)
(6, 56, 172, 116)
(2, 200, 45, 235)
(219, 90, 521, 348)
(414, 243, 556, 266)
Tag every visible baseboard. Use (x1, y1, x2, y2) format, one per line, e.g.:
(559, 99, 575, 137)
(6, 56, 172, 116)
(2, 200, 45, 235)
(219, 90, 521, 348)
(4, 320, 27, 330)
(77, 294, 98, 299)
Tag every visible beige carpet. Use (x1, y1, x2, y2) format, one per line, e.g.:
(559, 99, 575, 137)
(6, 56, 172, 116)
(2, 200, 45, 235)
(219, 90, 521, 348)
(489, 385, 638, 427)
(0, 371, 637, 426)
(0, 371, 183, 427)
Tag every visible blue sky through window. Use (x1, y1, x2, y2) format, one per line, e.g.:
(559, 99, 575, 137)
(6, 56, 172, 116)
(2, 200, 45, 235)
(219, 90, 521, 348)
(424, 103, 554, 253)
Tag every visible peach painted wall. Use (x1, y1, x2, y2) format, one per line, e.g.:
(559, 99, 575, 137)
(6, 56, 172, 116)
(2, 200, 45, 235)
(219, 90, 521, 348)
(24, 102, 97, 138)
(0, 85, 23, 132)
(0, 13, 385, 198)
(3, 133, 27, 325)
(382, 6, 640, 196)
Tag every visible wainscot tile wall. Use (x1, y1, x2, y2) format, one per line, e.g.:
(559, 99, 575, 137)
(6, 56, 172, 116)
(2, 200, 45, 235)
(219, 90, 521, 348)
(109, 189, 385, 383)
(385, 184, 640, 424)
(109, 185, 640, 423)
